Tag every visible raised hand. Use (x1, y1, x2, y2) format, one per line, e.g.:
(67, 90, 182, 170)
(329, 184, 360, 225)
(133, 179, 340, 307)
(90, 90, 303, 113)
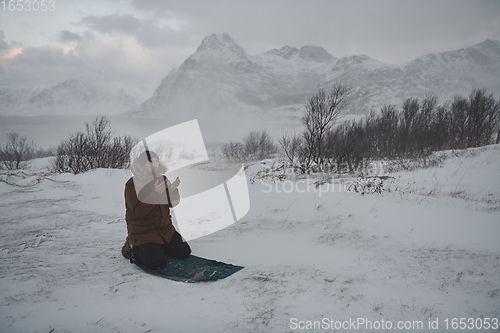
(167, 177, 181, 191)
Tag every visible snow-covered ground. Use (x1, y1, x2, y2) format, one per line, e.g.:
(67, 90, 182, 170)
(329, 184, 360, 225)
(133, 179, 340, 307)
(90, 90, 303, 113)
(0, 145, 499, 332)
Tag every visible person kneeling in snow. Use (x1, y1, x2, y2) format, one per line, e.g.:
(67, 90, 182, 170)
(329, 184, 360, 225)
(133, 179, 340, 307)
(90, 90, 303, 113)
(121, 150, 191, 269)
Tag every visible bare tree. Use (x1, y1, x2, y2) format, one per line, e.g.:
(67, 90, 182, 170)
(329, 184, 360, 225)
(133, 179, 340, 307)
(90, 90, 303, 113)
(325, 120, 366, 173)
(222, 130, 278, 162)
(0, 132, 36, 170)
(449, 95, 469, 148)
(278, 132, 311, 173)
(52, 132, 89, 174)
(84, 116, 112, 169)
(279, 133, 301, 165)
(302, 83, 351, 166)
(374, 104, 400, 158)
(429, 104, 451, 151)
(400, 97, 420, 157)
(221, 141, 244, 162)
(51, 116, 138, 174)
(467, 89, 500, 147)
(415, 94, 438, 153)
(108, 135, 137, 169)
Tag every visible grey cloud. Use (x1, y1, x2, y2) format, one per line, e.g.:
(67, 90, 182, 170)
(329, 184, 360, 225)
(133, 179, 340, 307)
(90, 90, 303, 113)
(58, 30, 83, 43)
(1, 47, 84, 88)
(0, 41, 10, 53)
(80, 14, 178, 48)
(9, 46, 83, 66)
(129, 0, 182, 14)
(0, 31, 23, 55)
(0, 31, 172, 90)
(0, 45, 86, 87)
(81, 14, 140, 35)
(10, 40, 23, 48)
(0, 30, 12, 53)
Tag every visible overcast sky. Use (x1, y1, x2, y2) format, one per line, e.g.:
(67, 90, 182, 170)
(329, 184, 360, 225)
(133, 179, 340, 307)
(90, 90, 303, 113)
(1, 0, 499, 94)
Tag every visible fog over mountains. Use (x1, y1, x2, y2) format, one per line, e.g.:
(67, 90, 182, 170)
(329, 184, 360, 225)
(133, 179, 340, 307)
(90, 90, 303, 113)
(0, 72, 142, 116)
(1, 33, 499, 119)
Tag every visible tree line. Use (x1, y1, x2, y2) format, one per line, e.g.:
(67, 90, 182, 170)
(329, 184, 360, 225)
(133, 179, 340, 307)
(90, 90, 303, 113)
(280, 86, 499, 173)
(223, 85, 499, 174)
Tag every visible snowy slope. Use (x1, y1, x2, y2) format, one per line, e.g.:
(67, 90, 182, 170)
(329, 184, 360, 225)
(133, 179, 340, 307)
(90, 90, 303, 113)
(0, 72, 141, 116)
(0, 145, 499, 332)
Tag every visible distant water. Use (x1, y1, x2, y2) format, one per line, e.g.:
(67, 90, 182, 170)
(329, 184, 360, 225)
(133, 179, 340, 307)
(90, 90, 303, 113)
(0, 115, 183, 149)
(0, 114, 302, 151)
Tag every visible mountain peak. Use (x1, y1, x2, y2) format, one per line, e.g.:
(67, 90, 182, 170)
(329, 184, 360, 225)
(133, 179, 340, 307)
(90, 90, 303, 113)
(335, 54, 381, 67)
(476, 39, 500, 48)
(196, 33, 246, 58)
(471, 39, 500, 55)
(259, 45, 334, 64)
(298, 45, 334, 62)
(264, 46, 300, 59)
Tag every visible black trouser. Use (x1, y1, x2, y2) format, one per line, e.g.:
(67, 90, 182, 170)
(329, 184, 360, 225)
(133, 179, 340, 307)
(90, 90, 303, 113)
(132, 231, 191, 270)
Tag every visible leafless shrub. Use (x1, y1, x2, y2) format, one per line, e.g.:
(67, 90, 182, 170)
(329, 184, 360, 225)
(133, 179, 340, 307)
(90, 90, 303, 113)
(0, 132, 36, 170)
(51, 116, 137, 174)
(222, 130, 278, 162)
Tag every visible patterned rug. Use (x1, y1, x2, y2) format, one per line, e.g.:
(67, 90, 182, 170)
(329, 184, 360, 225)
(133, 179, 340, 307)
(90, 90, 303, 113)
(133, 255, 244, 282)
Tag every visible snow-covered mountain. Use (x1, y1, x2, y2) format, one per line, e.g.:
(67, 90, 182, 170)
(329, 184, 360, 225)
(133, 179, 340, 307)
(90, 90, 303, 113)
(136, 34, 340, 119)
(138, 33, 264, 120)
(0, 72, 140, 116)
(2, 34, 499, 119)
(135, 33, 500, 119)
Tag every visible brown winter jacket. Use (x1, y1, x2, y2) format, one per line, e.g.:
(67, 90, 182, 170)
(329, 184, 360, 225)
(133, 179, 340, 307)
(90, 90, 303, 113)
(124, 176, 180, 246)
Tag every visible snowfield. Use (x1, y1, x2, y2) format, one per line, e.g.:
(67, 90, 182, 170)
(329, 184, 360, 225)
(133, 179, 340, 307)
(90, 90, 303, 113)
(0, 145, 499, 333)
